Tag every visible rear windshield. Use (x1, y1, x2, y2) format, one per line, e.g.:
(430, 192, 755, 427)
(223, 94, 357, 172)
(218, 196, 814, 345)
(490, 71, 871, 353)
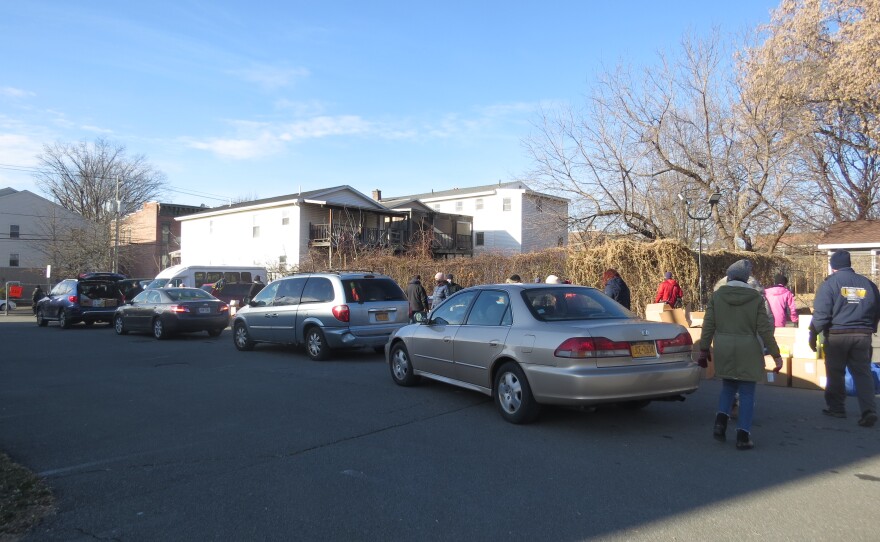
(523, 287, 632, 321)
(343, 278, 406, 303)
(165, 288, 214, 301)
(79, 281, 121, 299)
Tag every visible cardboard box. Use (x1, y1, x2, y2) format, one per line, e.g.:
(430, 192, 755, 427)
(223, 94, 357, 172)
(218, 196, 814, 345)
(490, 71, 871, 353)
(645, 303, 690, 327)
(791, 357, 826, 390)
(645, 303, 668, 322)
(689, 311, 705, 327)
(763, 355, 791, 387)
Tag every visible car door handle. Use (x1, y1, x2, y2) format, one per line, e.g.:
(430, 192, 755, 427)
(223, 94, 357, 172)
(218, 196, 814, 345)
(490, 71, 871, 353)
(444, 336, 452, 342)
(489, 340, 500, 347)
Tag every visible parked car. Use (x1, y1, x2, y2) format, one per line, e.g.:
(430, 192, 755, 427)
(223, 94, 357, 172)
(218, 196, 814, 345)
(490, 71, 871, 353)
(113, 287, 229, 339)
(232, 271, 410, 360)
(200, 281, 254, 307)
(386, 283, 701, 424)
(0, 299, 16, 311)
(36, 273, 126, 328)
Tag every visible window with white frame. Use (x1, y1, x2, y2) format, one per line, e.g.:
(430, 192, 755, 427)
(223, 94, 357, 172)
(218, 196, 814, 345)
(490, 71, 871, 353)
(253, 216, 260, 238)
(433, 204, 441, 212)
(475, 232, 485, 246)
(455, 201, 463, 212)
(475, 198, 483, 210)
(209, 220, 213, 234)
(503, 198, 511, 212)
(279, 255, 287, 264)
(9, 253, 19, 267)
(282, 210, 290, 226)
(9, 225, 19, 239)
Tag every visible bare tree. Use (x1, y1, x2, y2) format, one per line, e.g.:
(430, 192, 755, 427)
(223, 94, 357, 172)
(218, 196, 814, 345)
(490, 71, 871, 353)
(34, 138, 167, 221)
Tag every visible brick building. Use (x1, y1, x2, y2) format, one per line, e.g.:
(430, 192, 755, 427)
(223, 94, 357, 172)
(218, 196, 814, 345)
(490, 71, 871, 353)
(117, 202, 205, 279)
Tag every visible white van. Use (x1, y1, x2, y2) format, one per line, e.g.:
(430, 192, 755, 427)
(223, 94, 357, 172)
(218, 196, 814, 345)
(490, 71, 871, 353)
(147, 265, 268, 289)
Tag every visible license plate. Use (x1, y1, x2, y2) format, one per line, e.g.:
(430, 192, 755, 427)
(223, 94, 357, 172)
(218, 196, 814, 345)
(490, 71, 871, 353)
(92, 299, 104, 307)
(199, 307, 211, 314)
(630, 342, 657, 358)
(375, 312, 389, 322)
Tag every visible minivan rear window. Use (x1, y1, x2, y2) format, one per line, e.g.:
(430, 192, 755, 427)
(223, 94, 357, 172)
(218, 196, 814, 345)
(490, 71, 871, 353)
(343, 278, 406, 303)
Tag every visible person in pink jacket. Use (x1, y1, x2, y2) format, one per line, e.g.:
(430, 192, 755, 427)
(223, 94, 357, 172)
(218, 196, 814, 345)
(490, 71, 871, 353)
(764, 274, 799, 327)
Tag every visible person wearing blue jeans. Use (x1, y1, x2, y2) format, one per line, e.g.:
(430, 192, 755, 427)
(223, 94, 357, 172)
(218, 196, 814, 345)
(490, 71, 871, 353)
(697, 259, 783, 450)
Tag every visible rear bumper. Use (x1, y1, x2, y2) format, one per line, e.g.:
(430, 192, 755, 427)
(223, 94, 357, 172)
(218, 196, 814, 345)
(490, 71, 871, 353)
(68, 307, 118, 322)
(322, 326, 403, 349)
(524, 360, 701, 406)
(165, 315, 230, 332)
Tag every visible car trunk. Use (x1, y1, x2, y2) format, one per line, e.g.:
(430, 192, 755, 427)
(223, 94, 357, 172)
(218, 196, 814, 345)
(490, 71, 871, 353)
(559, 320, 690, 368)
(78, 280, 122, 309)
(344, 277, 410, 334)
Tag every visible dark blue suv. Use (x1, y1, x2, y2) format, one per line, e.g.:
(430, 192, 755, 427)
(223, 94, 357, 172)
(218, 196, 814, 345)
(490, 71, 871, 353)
(36, 273, 126, 328)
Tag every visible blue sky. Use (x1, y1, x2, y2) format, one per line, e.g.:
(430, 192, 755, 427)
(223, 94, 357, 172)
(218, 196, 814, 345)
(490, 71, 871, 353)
(0, 1, 779, 207)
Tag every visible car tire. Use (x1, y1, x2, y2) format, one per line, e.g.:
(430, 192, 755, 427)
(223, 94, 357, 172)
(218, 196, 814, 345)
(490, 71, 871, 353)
(494, 362, 541, 424)
(618, 400, 651, 410)
(114, 315, 128, 335)
(59, 310, 71, 329)
(36, 308, 48, 327)
(152, 317, 169, 340)
(305, 327, 330, 361)
(207, 328, 223, 337)
(233, 322, 255, 351)
(389, 342, 420, 386)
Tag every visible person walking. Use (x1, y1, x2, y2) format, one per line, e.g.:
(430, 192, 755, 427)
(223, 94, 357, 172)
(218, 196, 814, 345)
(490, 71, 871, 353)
(764, 274, 799, 328)
(506, 274, 522, 284)
(405, 275, 429, 322)
(602, 269, 631, 310)
(809, 250, 880, 428)
(698, 259, 783, 450)
(654, 272, 684, 308)
(32, 285, 45, 315)
(433, 272, 450, 304)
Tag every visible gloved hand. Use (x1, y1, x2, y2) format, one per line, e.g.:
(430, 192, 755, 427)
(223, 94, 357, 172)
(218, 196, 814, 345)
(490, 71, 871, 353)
(808, 331, 817, 353)
(696, 350, 711, 368)
(773, 356, 784, 374)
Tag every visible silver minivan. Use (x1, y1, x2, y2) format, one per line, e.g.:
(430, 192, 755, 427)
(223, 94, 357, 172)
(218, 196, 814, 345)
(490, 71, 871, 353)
(232, 272, 410, 360)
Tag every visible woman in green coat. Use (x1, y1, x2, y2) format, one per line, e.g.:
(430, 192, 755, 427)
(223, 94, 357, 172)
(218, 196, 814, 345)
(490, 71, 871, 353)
(698, 259, 784, 450)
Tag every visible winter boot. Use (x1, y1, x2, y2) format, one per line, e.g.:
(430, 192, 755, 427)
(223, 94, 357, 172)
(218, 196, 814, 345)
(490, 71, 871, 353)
(735, 429, 754, 450)
(713, 412, 729, 442)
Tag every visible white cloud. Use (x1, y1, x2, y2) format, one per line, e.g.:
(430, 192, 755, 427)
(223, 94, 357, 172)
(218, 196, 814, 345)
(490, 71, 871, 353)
(230, 64, 310, 90)
(186, 132, 282, 160)
(282, 115, 371, 139)
(81, 124, 113, 134)
(0, 87, 35, 98)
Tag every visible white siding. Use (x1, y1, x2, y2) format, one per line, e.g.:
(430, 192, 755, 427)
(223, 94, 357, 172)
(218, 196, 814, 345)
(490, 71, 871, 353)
(0, 190, 89, 268)
(180, 204, 301, 267)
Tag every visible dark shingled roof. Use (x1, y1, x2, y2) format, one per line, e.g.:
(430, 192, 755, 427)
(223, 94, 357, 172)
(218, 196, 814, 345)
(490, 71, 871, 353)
(818, 220, 880, 246)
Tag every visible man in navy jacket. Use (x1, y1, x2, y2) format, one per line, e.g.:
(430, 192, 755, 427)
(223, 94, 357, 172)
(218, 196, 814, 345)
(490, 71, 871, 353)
(811, 250, 880, 427)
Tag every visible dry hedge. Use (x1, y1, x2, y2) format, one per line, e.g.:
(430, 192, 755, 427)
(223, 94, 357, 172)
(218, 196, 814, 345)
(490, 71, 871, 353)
(298, 240, 822, 314)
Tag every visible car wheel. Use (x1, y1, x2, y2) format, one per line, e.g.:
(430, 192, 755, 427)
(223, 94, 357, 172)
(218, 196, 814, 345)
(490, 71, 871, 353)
(207, 328, 223, 337)
(389, 342, 420, 386)
(618, 400, 651, 410)
(494, 362, 541, 424)
(59, 310, 71, 329)
(233, 322, 254, 351)
(305, 327, 330, 361)
(36, 308, 48, 327)
(114, 315, 128, 335)
(152, 317, 169, 340)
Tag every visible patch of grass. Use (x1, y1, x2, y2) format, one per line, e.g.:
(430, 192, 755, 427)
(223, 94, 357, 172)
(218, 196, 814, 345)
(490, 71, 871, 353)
(0, 452, 54, 539)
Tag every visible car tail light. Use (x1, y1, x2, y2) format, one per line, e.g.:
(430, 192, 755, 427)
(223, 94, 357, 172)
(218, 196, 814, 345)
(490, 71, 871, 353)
(169, 305, 190, 313)
(68, 295, 78, 303)
(657, 332, 693, 354)
(555, 337, 631, 358)
(332, 305, 350, 322)
(219, 304, 229, 313)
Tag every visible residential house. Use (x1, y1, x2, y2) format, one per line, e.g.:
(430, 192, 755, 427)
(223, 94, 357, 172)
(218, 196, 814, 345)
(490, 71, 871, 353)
(0, 187, 91, 287)
(817, 220, 880, 280)
(376, 190, 473, 257)
(176, 186, 471, 270)
(381, 181, 569, 254)
(116, 201, 206, 279)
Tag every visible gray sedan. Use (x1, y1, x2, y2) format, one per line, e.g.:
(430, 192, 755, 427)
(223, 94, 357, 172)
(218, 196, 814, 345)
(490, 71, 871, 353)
(386, 283, 701, 424)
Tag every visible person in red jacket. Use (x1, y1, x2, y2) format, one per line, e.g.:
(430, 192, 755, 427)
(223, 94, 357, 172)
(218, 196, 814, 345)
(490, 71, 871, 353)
(654, 272, 684, 308)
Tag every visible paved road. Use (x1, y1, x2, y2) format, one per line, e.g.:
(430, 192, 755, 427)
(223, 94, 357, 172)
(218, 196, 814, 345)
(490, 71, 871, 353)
(1, 310, 879, 541)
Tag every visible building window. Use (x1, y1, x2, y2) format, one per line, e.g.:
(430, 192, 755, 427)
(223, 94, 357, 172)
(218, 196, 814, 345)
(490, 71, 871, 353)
(9, 253, 19, 267)
(475, 198, 483, 210)
(282, 210, 290, 226)
(252, 226, 260, 238)
(279, 255, 287, 264)
(536, 199, 543, 212)
(9, 225, 19, 239)
(161, 224, 171, 244)
(475, 232, 484, 246)
(455, 201, 463, 212)
(503, 198, 511, 212)
(209, 221, 213, 234)
(433, 204, 441, 212)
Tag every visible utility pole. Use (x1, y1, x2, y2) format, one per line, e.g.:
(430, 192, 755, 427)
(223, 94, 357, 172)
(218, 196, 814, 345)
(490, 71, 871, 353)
(114, 176, 121, 273)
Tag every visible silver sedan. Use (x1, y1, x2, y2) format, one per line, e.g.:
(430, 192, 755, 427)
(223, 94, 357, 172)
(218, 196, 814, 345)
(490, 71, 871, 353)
(386, 283, 701, 424)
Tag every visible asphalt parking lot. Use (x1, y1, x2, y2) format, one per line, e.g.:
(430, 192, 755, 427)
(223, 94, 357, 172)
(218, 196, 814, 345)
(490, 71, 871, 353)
(1, 309, 879, 541)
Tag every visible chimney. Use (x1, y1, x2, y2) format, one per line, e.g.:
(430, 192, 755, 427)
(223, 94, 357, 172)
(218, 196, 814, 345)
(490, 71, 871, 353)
(372, 189, 382, 201)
